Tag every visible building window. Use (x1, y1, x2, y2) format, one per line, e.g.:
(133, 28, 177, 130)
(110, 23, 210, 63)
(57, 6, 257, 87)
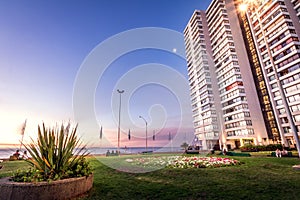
(276, 99, 283, 106)
(294, 115, 300, 122)
(278, 108, 286, 114)
(271, 83, 278, 89)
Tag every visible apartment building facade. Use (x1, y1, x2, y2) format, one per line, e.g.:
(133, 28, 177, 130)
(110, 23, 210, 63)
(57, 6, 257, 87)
(184, 0, 300, 150)
(236, 0, 300, 148)
(184, 10, 222, 150)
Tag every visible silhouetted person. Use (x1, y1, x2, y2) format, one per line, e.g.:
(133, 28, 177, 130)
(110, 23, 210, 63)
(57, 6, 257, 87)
(276, 148, 281, 157)
(13, 150, 20, 159)
(22, 151, 28, 159)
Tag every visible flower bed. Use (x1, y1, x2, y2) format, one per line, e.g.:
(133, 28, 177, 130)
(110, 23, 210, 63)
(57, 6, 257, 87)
(126, 156, 241, 169)
(168, 156, 241, 168)
(126, 156, 179, 168)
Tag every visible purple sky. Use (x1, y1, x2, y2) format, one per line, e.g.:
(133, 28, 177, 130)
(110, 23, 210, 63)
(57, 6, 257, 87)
(0, 0, 211, 147)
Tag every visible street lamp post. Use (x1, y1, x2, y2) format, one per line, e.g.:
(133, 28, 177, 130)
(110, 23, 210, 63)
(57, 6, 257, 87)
(117, 89, 124, 154)
(139, 116, 148, 152)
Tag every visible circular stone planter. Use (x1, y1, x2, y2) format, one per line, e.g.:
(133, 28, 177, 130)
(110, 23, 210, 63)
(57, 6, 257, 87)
(0, 174, 93, 200)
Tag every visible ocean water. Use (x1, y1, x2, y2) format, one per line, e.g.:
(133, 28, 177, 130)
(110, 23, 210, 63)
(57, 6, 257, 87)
(89, 146, 183, 155)
(0, 146, 184, 159)
(0, 147, 19, 159)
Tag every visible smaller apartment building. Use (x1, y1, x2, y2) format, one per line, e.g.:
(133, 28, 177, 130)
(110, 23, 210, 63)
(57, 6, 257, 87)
(184, 10, 222, 150)
(184, 0, 271, 150)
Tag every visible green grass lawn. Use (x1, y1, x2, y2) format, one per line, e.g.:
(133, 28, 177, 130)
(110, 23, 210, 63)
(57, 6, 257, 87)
(86, 154, 300, 200)
(0, 160, 30, 178)
(1, 154, 300, 200)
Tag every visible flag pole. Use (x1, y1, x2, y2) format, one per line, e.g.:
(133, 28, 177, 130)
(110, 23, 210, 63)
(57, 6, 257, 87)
(128, 129, 131, 141)
(99, 126, 103, 150)
(19, 119, 27, 151)
(169, 132, 173, 152)
(19, 134, 24, 151)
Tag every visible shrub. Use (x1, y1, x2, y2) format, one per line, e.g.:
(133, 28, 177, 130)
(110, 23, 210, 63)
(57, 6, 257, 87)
(240, 144, 257, 152)
(240, 144, 284, 152)
(12, 123, 92, 182)
(265, 144, 283, 151)
(167, 156, 241, 169)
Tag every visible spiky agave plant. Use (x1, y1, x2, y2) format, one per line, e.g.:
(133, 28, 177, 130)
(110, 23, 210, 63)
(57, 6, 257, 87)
(23, 123, 91, 181)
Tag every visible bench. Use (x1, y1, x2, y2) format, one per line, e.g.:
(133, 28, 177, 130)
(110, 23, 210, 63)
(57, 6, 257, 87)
(106, 151, 119, 156)
(185, 150, 200, 154)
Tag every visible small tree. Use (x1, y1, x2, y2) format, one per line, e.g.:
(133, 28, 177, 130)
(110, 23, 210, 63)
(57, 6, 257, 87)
(181, 142, 189, 150)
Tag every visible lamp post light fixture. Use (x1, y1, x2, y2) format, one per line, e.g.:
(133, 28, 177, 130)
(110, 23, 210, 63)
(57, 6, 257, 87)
(117, 89, 124, 153)
(139, 115, 148, 152)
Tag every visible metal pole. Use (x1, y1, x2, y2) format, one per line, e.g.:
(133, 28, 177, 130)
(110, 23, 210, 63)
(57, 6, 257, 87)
(117, 89, 124, 154)
(139, 116, 148, 152)
(146, 122, 148, 152)
(19, 119, 27, 151)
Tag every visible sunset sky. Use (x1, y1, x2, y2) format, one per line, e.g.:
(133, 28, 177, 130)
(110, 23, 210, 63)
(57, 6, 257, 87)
(0, 0, 211, 148)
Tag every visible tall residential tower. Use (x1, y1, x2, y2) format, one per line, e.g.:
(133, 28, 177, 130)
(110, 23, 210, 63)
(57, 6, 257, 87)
(184, 0, 300, 150)
(237, 0, 300, 148)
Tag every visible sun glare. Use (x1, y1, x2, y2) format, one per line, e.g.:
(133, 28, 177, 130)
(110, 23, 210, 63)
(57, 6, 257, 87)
(239, 3, 248, 12)
(240, 0, 264, 8)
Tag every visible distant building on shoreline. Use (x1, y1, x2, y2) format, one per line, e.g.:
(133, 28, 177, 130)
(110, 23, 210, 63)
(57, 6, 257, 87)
(184, 0, 300, 150)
